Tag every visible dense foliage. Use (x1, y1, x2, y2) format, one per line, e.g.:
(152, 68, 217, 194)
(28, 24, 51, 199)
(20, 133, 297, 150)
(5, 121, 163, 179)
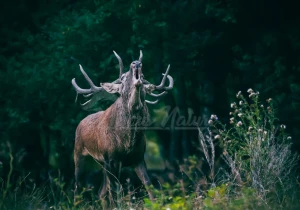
(0, 0, 300, 209)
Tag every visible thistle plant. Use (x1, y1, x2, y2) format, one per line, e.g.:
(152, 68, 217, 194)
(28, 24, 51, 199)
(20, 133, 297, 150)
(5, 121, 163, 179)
(208, 89, 298, 204)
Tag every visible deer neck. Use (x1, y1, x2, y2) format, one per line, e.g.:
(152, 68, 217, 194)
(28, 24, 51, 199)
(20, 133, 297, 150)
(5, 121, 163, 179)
(106, 98, 148, 151)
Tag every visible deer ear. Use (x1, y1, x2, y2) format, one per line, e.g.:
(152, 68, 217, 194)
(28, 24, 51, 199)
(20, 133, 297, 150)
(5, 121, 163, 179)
(101, 83, 121, 94)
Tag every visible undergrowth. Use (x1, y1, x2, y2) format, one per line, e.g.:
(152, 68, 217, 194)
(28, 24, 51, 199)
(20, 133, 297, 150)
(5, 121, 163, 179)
(0, 89, 299, 209)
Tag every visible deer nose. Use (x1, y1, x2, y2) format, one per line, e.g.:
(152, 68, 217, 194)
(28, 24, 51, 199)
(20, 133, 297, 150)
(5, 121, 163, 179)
(135, 63, 141, 69)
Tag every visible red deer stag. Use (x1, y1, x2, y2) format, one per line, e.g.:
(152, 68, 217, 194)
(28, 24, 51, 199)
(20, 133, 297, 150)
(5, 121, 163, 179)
(71, 51, 173, 202)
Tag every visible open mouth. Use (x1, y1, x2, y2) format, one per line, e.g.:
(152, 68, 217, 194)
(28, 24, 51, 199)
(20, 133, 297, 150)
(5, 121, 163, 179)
(135, 68, 139, 80)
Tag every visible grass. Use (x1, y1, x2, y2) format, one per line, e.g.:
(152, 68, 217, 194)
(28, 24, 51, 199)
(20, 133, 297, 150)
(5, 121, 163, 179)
(0, 89, 299, 209)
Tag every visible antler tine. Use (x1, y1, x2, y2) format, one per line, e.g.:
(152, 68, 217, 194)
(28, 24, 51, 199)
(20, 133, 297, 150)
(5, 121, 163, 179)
(79, 64, 102, 91)
(145, 92, 167, 105)
(81, 98, 92, 106)
(149, 91, 168, 97)
(71, 64, 103, 101)
(154, 65, 174, 90)
(72, 78, 92, 94)
(139, 50, 143, 62)
(155, 64, 169, 89)
(162, 74, 174, 90)
(146, 99, 159, 104)
(113, 51, 124, 78)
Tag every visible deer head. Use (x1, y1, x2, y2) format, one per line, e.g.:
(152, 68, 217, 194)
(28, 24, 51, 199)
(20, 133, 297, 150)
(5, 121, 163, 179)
(71, 51, 174, 111)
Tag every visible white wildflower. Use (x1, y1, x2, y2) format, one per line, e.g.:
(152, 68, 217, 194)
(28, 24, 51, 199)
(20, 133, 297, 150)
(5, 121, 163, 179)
(238, 113, 243, 117)
(231, 102, 237, 108)
(208, 120, 213, 125)
(229, 112, 233, 115)
(214, 135, 221, 139)
(230, 117, 235, 122)
(287, 136, 292, 140)
(260, 104, 264, 108)
(280, 124, 286, 129)
(239, 101, 243, 105)
(248, 126, 253, 131)
(236, 121, 242, 127)
(236, 91, 242, 98)
(258, 129, 263, 132)
(210, 114, 218, 120)
(263, 131, 267, 135)
(249, 92, 256, 98)
(247, 88, 254, 93)
(267, 98, 272, 103)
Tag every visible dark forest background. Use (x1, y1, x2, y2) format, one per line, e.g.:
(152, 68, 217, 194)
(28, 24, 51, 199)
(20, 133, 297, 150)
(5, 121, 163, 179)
(1, 0, 300, 189)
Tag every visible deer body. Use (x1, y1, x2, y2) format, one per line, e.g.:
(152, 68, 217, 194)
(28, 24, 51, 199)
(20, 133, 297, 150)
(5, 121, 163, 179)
(75, 100, 147, 165)
(72, 51, 173, 203)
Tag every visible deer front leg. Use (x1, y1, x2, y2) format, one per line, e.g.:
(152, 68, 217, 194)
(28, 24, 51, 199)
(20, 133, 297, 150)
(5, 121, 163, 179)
(134, 161, 154, 201)
(98, 160, 120, 209)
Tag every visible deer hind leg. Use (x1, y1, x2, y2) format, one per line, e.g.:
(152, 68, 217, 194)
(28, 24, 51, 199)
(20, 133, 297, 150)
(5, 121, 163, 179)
(98, 161, 111, 209)
(134, 161, 154, 201)
(98, 160, 110, 198)
(74, 153, 86, 199)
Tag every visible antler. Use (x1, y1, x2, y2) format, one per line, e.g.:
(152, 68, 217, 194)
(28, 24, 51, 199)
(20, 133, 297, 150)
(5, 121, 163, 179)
(113, 51, 124, 78)
(71, 64, 118, 110)
(144, 64, 174, 104)
(72, 52, 124, 110)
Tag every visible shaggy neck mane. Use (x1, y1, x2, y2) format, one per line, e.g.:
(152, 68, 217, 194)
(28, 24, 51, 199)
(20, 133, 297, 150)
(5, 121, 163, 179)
(108, 96, 148, 134)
